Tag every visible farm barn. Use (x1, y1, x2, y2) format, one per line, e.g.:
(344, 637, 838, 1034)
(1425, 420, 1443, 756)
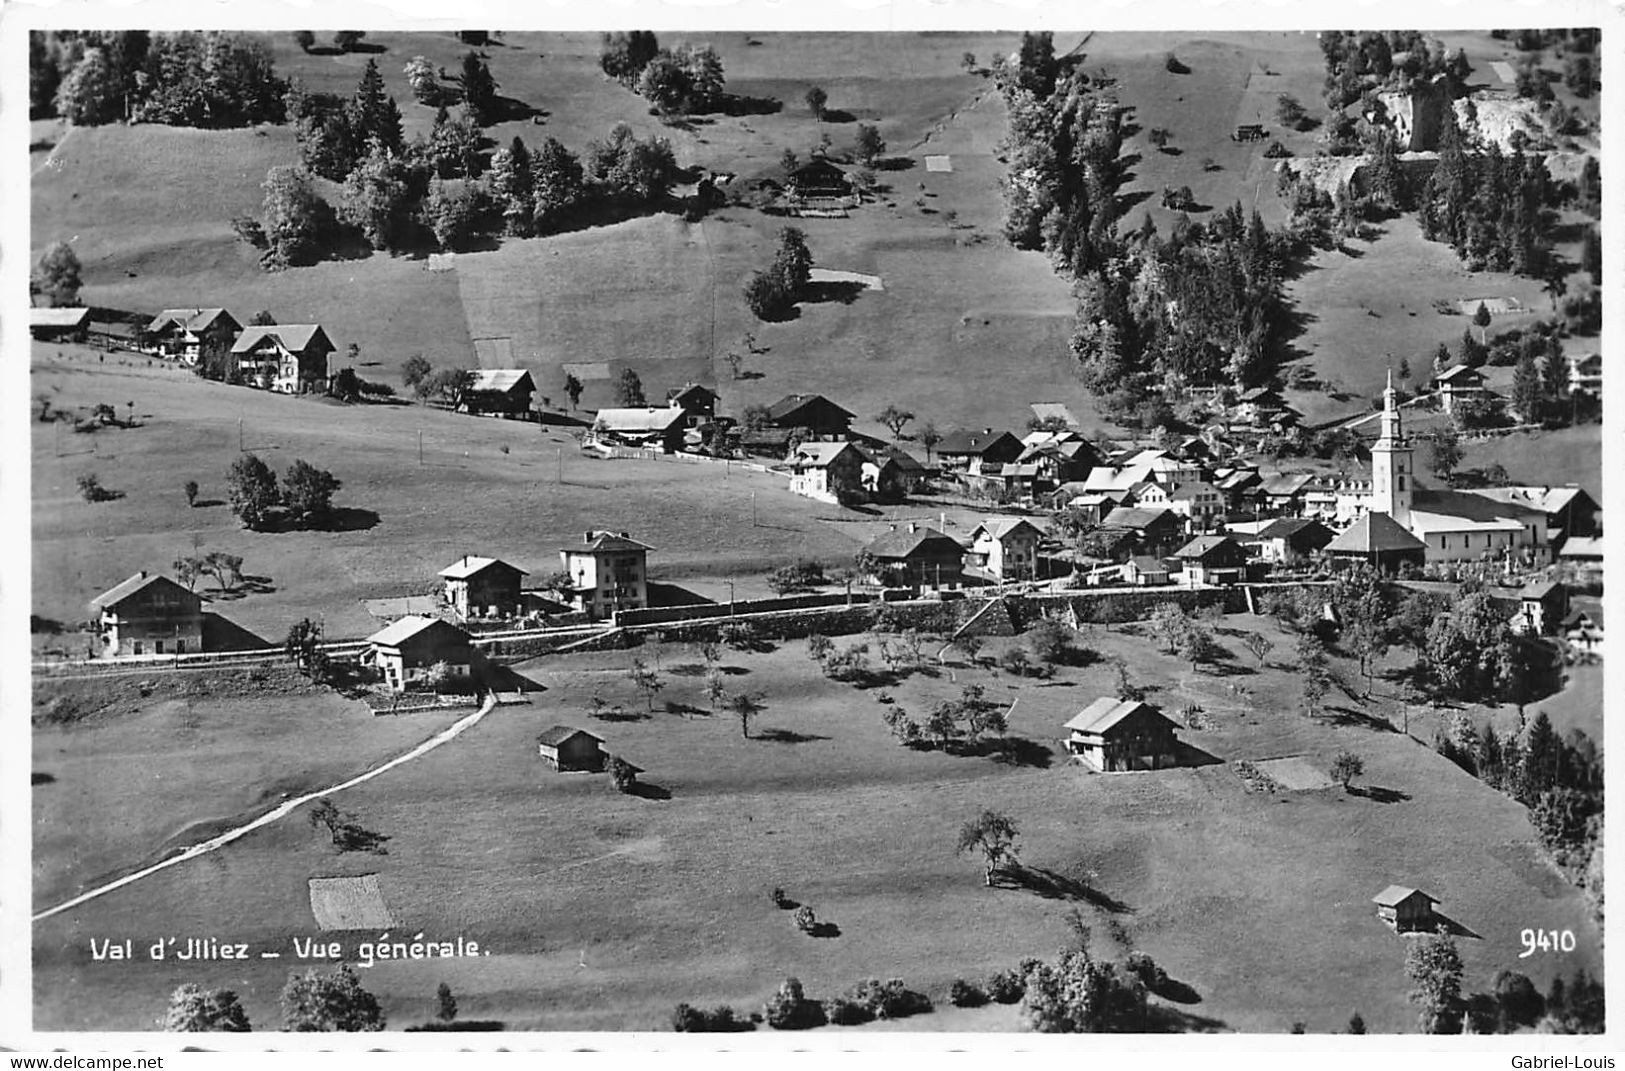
(460, 369, 537, 418)
(1065, 698, 1181, 772)
(88, 571, 205, 657)
(30, 307, 90, 342)
(1371, 886, 1439, 932)
(536, 726, 607, 772)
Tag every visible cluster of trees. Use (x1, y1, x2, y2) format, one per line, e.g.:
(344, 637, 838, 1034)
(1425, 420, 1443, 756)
(1405, 929, 1603, 1034)
(1414, 584, 1544, 705)
(744, 227, 814, 321)
(163, 966, 387, 1032)
(31, 241, 83, 308)
(1317, 31, 1472, 113)
(1149, 604, 1221, 672)
(1419, 114, 1557, 279)
(172, 550, 244, 594)
(881, 682, 1007, 751)
(1068, 205, 1295, 424)
(1434, 708, 1603, 918)
(599, 31, 726, 116)
(226, 454, 342, 531)
(400, 355, 476, 406)
(32, 31, 286, 127)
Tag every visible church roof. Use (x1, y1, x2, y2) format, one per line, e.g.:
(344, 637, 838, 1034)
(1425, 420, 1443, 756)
(1326, 512, 1427, 554)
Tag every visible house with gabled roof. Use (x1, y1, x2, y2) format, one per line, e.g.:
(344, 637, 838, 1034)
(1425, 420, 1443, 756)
(1245, 517, 1336, 565)
(231, 324, 334, 393)
(561, 530, 653, 619)
(966, 517, 1046, 582)
(1101, 506, 1185, 556)
(439, 555, 529, 621)
(366, 615, 476, 692)
(666, 383, 720, 426)
(1511, 579, 1568, 636)
(30, 306, 90, 341)
(1372, 885, 1438, 931)
(147, 308, 241, 373)
(1325, 512, 1427, 574)
(1123, 555, 1172, 586)
(536, 726, 608, 772)
(1258, 472, 1315, 513)
(1173, 534, 1250, 585)
(863, 523, 965, 590)
(1433, 364, 1489, 415)
(461, 369, 536, 418)
(788, 441, 866, 505)
(1064, 698, 1181, 772)
(89, 571, 205, 657)
(588, 404, 687, 453)
(936, 428, 1025, 475)
(764, 394, 855, 439)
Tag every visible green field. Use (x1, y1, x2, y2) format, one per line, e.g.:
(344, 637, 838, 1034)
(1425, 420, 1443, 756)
(33, 621, 1601, 1032)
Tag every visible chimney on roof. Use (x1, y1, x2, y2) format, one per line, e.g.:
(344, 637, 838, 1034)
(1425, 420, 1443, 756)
(584, 530, 595, 543)
(908, 521, 918, 533)
(139, 570, 147, 579)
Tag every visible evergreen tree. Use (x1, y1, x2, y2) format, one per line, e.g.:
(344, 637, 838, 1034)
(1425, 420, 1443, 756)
(617, 369, 646, 407)
(1540, 338, 1566, 401)
(348, 58, 403, 155)
(532, 137, 586, 232)
(1510, 353, 1542, 424)
(55, 46, 122, 124)
(458, 50, 497, 124)
(772, 227, 813, 295)
(487, 137, 534, 236)
(425, 179, 477, 252)
(425, 105, 482, 179)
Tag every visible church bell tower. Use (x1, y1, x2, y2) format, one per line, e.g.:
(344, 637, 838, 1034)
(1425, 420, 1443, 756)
(1369, 369, 1413, 528)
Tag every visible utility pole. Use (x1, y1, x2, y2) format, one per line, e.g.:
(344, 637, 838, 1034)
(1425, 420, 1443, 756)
(238, 416, 244, 453)
(418, 430, 424, 466)
(751, 490, 757, 527)
(557, 446, 563, 484)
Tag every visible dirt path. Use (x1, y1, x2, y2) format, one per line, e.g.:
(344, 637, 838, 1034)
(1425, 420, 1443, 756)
(32, 692, 500, 922)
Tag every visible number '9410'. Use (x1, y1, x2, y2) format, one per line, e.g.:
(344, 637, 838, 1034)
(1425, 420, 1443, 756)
(1519, 928, 1576, 958)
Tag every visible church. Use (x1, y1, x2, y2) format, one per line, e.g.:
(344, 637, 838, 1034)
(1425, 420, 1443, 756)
(1363, 372, 1550, 565)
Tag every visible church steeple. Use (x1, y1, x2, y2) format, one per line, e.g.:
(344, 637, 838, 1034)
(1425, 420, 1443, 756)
(1370, 368, 1413, 527)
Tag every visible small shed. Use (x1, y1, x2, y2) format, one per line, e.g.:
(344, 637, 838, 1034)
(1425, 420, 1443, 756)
(1372, 885, 1439, 931)
(536, 726, 607, 772)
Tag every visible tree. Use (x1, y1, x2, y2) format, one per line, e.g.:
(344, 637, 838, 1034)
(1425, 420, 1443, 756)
(854, 123, 885, 166)
(285, 617, 325, 679)
(435, 982, 457, 1023)
(458, 50, 497, 124)
(332, 31, 365, 52)
(563, 372, 583, 410)
(183, 480, 200, 508)
(424, 179, 478, 253)
(1493, 970, 1544, 1030)
(607, 754, 639, 792)
(744, 271, 794, 321)
(1174, 618, 1216, 673)
(616, 369, 646, 407)
(281, 965, 385, 1032)
(1241, 632, 1273, 666)
(1405, 929, 1464, 1034)
(1019, 949, 1148, 1033)
(807, 633, 834, 665)
(703, 668, 727, 713)
(804, 86, 827, 119)
(227, 453, 279, 530)
(599, 31, 660, 87)
(426, 367, 475, 407)
(1275, 94, 1307, 130)
(638, 53, 691, 115)
(282, 460, 341, 525)
(402, 355, 433, 392)
(627, 657, 664, 712)
(164, 985, 251, 1032)
(292, 30, 316, 53)
(1511, 353, 1542, 424)
(1472, 302, 1492, 345)
(259, 166, 325, 270)
(1329, 750, 1364, 791)
(773, 227, 814, 295)
(424, 105, 483, 179)
(1424, 426, 1461, 480)
(728, 691, 764, 739)
(404, 56, 439, 104)
(32, 241, 83, 307)
(488, 137, 535, 237)
(349, 59, 403, 155)
(532, 137, 586, 233)
(340, 140, 413, 254)
(1298, 634, 1331, 716)
(201, 550, 244, 592)
(955, 809, 1019, 886)
(1348, 1012, 1366, 1034)
(874, 404, 915, 441)
(55, 47, 122, 125)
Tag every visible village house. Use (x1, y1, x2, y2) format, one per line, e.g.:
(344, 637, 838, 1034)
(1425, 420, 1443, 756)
(1558, 536, 1603, 587)
(935, 428, 1025, 476)
(863, 523, 966, 590)
(788, 441, 867, 505)
(1213, 467, 1263, 513)
(1173, 534, 1250, 585)
(786, 157, 856, 214)
(1257, 472, 1316, 514)
(1245, 517, 1336, 566)
(30, 306, 90, 342)
(88, 571, 205, 657)
(1509, 580, 1568, 636)
(865, 445, 929, 495)
(147, 308, 242, 374)
(1467, 485, 1600, 542)
(1017, 432, 1101, 486)
(460, 369, 536, 418)
(1324, 512, 1427, 574)
(231, 324, 334, 393)
(965, 517, 1046, 582)
(1058, 491, 1119, 527)
(366, 615, 476, 692)
(560, 531, 652, 619)
(1122, 555, 1173, 586)
(1302, 476, 1375, 526)
(1433, 364, 1489, 415)
(1371, 885, 1439, 932)
(1065, 698, 1182, 772)
(588, 404, 687, 453)
(763, 393, 856, 440)
(1100, 506, 1186, 557)
(1568, 352, 1601, 396)
(87, 315, 145, 351)
(1562, 607, 1603, 658)
(1164, 481, 1225, 530)
(666, 383, 720, 426)
(438, 555, 529, 621)
(536, 726, 608, 772)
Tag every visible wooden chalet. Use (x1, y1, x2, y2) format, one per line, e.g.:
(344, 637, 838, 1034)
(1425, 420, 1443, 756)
(88, 571, 205, 657)
(1246, 517, 1335, 565)
(764, 393, 856, 439)
(1173, 534, 1250, 585)
(231, 324, 334, 394)
(1065, 698, 1181, 772)
(1371, 885, 1438, 932)
(588, 405, 687, 453)
(788, 441, 866, 505)
(667, 383, 720, 426)
(863, 524, 966, 590)
(147, 308, 241, 375)
(461, 369, 537, 418)
(1100, 506, 1186, 557)
(536, 726, 608, 772)
(30, 306, 90, 342)
(365, 616, 476, 692)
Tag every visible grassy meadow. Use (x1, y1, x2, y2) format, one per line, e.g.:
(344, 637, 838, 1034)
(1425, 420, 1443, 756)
(32, 621, 1601, 1032)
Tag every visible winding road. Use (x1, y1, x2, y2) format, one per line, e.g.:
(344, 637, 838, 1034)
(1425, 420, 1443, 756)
(33, 692, 499, 923)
